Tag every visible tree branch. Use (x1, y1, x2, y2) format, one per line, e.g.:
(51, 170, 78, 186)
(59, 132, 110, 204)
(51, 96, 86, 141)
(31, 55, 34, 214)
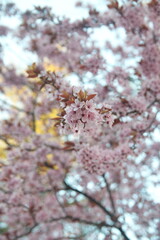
(63, 180, 115, 219)
(64, 181, 130, 240)
(102, 174, 116, 214)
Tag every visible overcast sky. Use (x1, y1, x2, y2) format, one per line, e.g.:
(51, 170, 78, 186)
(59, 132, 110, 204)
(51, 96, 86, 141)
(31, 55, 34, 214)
(7, 0, 106, 20)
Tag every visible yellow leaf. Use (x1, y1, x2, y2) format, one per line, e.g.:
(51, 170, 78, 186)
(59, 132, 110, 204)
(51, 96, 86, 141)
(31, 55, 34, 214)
(0, 140, 7, 159)
(44, 58, 66, 73)
(35, 108, 59, 135)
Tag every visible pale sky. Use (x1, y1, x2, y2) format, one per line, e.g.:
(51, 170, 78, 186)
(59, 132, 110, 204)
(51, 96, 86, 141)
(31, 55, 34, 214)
(8, 0, 106, 19)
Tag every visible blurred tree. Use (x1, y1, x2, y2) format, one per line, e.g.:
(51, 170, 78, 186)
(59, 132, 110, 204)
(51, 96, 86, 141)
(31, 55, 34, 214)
(0, 1, 160, 240)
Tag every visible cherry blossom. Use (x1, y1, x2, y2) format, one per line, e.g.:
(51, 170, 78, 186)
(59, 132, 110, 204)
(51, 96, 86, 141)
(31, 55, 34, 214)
(0, 1, 159, 240)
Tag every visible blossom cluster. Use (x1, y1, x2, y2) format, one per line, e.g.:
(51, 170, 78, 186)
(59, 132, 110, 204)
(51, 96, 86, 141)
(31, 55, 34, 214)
(56, 90, 114, 135)
(77, 143, 130, 175)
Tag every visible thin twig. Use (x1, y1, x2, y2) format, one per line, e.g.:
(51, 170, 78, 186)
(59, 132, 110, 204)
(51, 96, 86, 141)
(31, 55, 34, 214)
(63, 180, 114, 219)
(102, 174, 116, 214)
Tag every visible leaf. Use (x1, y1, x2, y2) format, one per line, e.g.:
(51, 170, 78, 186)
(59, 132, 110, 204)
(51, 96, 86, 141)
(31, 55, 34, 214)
(66, 99, 75, 105)
(86, 94, 96, 101)
(54, 122, 60, 127)
(51, 117, 63, 121)
(78, 90, 87, 101)
(64, 141, 75, 147)
(79, 64, 86, 70)
(100, 109, 110, 114)
(60, 91, 70, 99)
(89, 9, 99, 16)
(62, 141, 75, 150)
(107, 0, 123, 11)
(148, 0, 158, 7)
(120, 98, 129, 104)
(112, 118, 120, 125)
(62, 146, 74, 150)
(26, 63, 40, 78)
(107, 1, 119, 9)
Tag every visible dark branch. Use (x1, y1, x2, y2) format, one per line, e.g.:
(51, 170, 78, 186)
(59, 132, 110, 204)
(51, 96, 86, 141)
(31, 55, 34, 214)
(63, 180, 114, 219)
(102, 174, 116, 213)
(64, 181, 130, 240)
